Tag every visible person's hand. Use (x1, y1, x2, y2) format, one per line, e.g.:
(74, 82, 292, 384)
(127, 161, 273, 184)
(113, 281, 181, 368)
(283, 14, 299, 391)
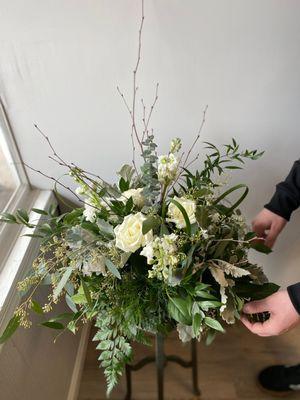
(241, 290, 300, 336)
(252, 208, 287, 248)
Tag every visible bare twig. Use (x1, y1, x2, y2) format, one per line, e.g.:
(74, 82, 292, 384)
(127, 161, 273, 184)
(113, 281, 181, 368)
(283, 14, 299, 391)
(132, 0, 145, 152)
(23, 162, 102, 211)
(182, 104, 208, 168)
(142, 82, 159, 141)
(34, 124, 70, 169)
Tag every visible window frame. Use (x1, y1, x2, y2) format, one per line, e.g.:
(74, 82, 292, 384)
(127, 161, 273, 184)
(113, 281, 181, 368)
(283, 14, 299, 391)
(0, 97, 34, 269)
(0, 99, 57, 334)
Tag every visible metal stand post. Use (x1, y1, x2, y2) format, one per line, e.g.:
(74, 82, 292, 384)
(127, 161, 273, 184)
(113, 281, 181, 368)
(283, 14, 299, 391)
(124, 334, 201, 400)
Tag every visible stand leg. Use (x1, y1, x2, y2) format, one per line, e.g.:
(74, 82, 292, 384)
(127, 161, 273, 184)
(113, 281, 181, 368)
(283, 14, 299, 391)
(156, 333, 165, 400)
(124, 364, 132, 400)
(191, 338, 201, 396)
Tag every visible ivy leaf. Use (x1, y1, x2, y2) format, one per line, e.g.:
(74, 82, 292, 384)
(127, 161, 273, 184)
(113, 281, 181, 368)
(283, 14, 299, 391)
(0, 315, 20, 344)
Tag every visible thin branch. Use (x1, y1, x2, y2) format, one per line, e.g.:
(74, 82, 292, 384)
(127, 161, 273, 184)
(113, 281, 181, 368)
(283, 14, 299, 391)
(34, 124, 69, 169)
(23, 162, 101, 211)
(142, 82, 159, 141)
(182, 104, 208, 168)
(131, 0, 145, 153)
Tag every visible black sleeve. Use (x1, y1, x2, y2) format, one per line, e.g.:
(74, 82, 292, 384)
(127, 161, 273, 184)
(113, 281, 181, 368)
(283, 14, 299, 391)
(287, 283, 300, 315)
(264, 160, 300, 221)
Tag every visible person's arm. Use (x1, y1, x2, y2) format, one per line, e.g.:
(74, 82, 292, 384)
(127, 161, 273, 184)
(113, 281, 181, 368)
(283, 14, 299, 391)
(252, 160, 300, 248)
(265, 160, 300, 221)
(287, 282, 300, 315)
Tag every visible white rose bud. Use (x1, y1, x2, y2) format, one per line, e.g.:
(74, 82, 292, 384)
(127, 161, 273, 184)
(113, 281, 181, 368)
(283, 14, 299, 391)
(167, 196, 196, 229)
(122, 188, 145, 209)
(114, 212, 153, 253)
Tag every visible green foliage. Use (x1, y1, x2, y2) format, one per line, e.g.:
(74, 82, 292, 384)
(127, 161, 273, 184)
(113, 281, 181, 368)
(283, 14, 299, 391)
(0, 135, 274, 397)
(93, 312, 133, 395)
(0, 315, 20, 344)
(140, 135, 160, 205)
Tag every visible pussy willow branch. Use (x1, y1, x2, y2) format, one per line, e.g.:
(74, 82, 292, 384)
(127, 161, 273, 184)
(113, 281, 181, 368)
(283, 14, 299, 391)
(34, 124, 119, 206)
(141, 82, 159, 141)
(132, 0, 145, 152)
(23, 162, 102, 211)
(116, 0, 145, 157)
(34, 124, 70, 170)
(182, 104, 208, 168)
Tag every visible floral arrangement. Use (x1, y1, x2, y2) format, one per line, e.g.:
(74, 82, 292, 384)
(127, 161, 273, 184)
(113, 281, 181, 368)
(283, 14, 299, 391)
(0, 2, 278, 395)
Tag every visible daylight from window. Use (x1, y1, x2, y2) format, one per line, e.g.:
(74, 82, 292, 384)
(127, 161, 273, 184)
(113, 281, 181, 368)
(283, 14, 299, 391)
(0, 129, 19, 212)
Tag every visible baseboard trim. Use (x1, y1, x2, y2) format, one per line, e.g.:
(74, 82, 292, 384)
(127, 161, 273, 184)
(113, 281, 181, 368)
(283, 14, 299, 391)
(67, 322, 91, 400)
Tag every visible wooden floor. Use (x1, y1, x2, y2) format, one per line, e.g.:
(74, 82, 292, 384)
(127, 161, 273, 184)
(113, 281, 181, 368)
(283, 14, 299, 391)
(78, 324, 300, 400)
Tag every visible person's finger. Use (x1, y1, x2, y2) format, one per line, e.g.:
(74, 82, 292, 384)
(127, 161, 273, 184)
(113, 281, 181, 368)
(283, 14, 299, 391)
(240, 316, 273, 336)
(264, 223, 280, 248)
(251, 221, 267, 239)
(243, 299, 269, 314)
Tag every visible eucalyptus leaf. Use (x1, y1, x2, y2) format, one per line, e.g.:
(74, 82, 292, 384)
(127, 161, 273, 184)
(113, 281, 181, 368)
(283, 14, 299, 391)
(105, 259, 121, 279)
(53, 267, 73, 300)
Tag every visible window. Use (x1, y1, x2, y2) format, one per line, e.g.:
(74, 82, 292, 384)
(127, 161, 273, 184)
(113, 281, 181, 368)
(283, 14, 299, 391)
(0, 98, 55, 331)
(0, 98, 32, 266)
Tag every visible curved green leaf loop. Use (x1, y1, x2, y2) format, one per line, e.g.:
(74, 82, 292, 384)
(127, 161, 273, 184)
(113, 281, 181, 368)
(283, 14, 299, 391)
(169, 199, 191, 235)
(213, 184, 249, 214)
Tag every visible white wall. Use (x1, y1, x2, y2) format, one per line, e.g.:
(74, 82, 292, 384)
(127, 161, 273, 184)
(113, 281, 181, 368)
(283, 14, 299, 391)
(1, 0, 300, 287)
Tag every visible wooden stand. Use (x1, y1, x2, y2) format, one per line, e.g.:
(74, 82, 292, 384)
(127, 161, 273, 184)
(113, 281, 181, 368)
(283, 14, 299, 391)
(124, 333, 201, 400)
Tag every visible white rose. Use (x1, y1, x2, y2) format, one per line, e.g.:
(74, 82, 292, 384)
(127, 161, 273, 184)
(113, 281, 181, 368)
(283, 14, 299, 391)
(167, 196, 196, 229)
(122, 188, 145, 209)
(114, 212, 153, 253)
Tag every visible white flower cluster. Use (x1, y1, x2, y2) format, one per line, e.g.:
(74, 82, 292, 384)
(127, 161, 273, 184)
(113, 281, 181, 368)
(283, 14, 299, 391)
(141, 233, 179, 282)
(157, 153, 178, 183)
(75, 184, 107, 223)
